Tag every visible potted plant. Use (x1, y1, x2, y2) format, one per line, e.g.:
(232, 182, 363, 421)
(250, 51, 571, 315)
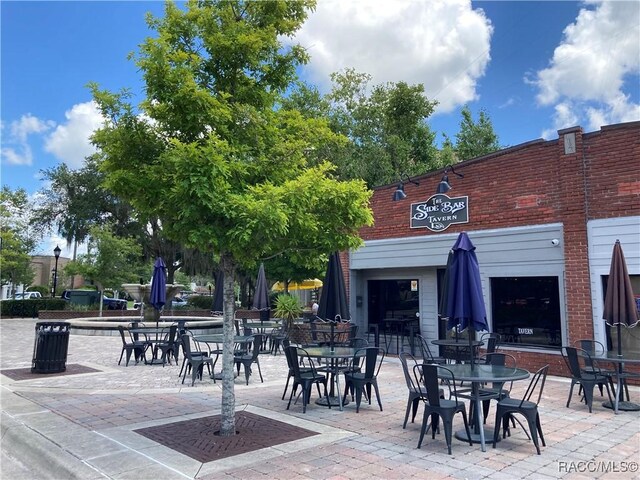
(273, 294, 302, 332)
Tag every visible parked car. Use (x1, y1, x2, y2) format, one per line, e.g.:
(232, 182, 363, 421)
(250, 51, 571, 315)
(13, 291, 43, 300)
(61, 290, 127, 310)
(133, 297, 187, 310)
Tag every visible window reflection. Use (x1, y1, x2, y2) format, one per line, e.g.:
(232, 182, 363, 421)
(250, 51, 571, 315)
(491, 277, 561, 348)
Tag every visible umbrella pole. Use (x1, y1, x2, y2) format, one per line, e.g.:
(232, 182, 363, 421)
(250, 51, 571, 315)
(617, 323, 623, 357)
(469, 326, 475, 370)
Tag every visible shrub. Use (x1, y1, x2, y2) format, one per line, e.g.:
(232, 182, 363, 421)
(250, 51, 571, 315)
(0, 298, 67, 318)
(28, 285, 50, 297)
(273, 294, 302, 330)
(184, 295, 211, 310)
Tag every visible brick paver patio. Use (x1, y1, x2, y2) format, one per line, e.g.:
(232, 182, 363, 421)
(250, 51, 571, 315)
(1, 318, 638, 479)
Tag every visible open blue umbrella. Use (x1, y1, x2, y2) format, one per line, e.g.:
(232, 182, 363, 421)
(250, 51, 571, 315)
(444, 232, 489, 368)
(150, 257, 167, 326)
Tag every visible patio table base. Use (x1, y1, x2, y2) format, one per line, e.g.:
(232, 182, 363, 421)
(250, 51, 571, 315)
(455, 428, 500, 444)
(602, 401, 640, 412)
(315, 396, 349, 407)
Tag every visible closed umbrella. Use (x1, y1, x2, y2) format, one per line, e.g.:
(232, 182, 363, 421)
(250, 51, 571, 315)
(211, 270, 224, 314)
(252, 263, 270, 322)
(438, 250, 455, 340)
(444, 232, 489, 369)
(603, 240, 639, 353)
(317, 252, 350, 322)
(150, 257, 167, 324)
(603, 240, 639, 411)
(148, 257, 167, 362)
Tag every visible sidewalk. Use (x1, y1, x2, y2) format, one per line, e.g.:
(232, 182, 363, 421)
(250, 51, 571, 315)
(1, 318, 639, 479)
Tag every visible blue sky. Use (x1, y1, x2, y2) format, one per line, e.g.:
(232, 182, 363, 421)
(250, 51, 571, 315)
(2, 1, 639, 255)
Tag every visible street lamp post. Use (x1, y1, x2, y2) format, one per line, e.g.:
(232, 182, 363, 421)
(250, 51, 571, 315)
(52, 245, 61, 297)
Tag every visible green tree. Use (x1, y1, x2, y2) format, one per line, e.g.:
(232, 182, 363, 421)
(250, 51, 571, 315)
(283, 69, 439, 187)
(1, 186, 36, 292)
(454, 105, 501, 161)
(31, 158, 136, 260)
(0, 229, 34, 293)
(90, 0, 372, 436)
(64, 224, 142, 314)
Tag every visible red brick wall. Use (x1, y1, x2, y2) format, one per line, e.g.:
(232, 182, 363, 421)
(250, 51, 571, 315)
(38, 310, 212, 320)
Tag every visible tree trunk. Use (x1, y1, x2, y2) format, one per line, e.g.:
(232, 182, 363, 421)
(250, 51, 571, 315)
(219, 251, 236, 436)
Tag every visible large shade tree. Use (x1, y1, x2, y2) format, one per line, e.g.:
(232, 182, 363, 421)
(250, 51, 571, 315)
(0, 187, 36, 292)
(282, 69, 440, 187)
(90, 0, 372, 436)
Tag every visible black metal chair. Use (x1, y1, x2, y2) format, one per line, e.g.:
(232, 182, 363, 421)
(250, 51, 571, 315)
(475, 352, 518, 424)
(155, 324, 178, 366)
(399, 352, 427, 428)
(412, 363, 472, 454)
(479, 333, 502, 357)
(234, 334, 263, 385)
(269, 326, 288, 355)
(117, 326, 148, 366)
(284, 345, 330, 413)
(415, 334, 447, 365)
(492, 365, 549, 454)
(342, 347, 385, 413)
(574, 339, 619, 398)
(281, 339, 315, 400)
(561, 346, 613, 413)
(180, 334, 213, 386)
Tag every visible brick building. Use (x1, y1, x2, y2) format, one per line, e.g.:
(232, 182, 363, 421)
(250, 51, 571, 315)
(345, 121, 640, 375)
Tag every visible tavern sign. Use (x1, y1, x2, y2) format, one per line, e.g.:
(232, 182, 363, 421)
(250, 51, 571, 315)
(410, 194, 469, 232)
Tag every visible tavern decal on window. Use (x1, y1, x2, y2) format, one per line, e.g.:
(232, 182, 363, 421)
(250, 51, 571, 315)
(410, 194, 469, 232)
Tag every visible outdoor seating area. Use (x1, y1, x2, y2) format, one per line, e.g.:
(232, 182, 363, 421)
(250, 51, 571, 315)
(2, 317, 639, 479)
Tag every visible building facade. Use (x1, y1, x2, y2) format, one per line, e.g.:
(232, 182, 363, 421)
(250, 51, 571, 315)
(346, 121, 640, 375)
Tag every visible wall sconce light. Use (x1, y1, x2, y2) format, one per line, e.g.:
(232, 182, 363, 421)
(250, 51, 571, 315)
(392, 174, 419, 201)
(436, 165, 464, 194)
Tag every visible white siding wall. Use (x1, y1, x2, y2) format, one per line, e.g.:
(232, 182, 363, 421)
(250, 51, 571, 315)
(588, 216, 640, 347)
(349, 223, 567, 347)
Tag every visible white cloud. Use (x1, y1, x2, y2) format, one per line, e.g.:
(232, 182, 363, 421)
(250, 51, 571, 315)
(533, 1, 640, 132)
(541, 101, 580, 140)
(44, 101, 105, 169)
(291, 0, 493, 113)
(1, 114, 55, 166)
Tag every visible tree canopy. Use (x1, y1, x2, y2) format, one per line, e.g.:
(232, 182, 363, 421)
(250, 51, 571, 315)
(90, 0, 372, 436)
(1, 187, 36, 289)
(447, 105, 501, 161)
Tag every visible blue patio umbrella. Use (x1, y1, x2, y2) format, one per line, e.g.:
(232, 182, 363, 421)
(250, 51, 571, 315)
(149, 257, 167, 328)
(444, 232, 489, 368)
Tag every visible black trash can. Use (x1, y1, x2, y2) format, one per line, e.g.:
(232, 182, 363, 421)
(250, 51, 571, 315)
(31, 322, 70, 373)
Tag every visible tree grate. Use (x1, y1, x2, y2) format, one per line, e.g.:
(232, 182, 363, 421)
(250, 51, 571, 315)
(1, 364, 100, 380)
(135, 411, 319, 462)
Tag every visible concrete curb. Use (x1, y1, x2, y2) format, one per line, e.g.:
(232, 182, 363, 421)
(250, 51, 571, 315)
(1, 412, 105, 480)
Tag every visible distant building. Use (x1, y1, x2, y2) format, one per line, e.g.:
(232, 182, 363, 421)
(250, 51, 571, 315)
(29, 255, 83, 294)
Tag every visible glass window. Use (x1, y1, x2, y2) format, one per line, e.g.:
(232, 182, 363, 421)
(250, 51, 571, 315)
(491, 277, 562, 348)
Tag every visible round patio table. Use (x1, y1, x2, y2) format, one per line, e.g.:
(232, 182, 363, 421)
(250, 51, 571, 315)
(590, 352, 640, 413)
(129, 327, 169, 365)
(437, 363, 530, 452)
(302, 346, 365, 410)
(193, 334, 253, 380)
